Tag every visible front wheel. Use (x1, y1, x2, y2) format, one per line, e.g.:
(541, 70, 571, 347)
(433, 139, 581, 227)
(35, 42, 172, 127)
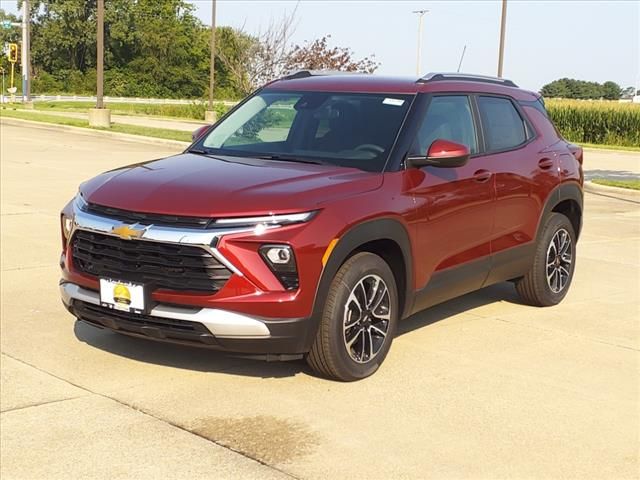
(306, 252, 398, 381)
(516, 213, 577, 306)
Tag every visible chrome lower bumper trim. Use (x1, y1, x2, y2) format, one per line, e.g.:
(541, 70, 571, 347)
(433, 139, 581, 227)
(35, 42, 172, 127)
(60, 282, 271, 339)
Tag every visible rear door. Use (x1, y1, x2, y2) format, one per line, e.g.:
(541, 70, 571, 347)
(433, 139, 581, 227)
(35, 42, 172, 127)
(474, 95, 560, 283)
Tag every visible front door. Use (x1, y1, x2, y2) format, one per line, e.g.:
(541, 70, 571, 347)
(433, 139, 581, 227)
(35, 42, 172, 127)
(403, 94, 495, 310)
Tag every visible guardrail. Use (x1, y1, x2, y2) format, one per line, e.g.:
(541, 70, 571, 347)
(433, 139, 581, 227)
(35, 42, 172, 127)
(24, 95, 237, 106)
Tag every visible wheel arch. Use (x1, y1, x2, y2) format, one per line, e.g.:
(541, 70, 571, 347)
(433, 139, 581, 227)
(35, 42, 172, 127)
(304, 218, 414, 349)
(538, 182, 583, 241)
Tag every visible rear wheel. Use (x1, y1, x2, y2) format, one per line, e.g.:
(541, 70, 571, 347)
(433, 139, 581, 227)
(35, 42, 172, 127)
(306, 252, 398, 381)
(516, 213, 576, 306)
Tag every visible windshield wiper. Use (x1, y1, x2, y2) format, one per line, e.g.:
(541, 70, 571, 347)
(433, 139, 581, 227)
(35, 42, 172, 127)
(186, 148, 211, 155)
(253, 154, 324, 165)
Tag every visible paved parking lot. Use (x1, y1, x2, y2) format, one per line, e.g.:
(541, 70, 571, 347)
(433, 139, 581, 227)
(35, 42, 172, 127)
(1, 121, 638, 479)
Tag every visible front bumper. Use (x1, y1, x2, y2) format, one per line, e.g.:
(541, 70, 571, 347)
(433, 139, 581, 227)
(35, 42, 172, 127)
(61, 281, 311, 356)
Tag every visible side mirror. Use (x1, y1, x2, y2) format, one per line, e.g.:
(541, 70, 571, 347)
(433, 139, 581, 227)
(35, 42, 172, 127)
(406, 139, 470, 168)
(192, 125, 210, 142)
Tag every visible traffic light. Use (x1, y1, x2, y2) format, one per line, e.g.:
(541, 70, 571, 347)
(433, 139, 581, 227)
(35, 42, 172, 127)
(8, 43, 18, 63)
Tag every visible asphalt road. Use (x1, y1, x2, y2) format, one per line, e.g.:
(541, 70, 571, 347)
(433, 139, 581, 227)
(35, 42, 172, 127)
(1, 122, 638, 479)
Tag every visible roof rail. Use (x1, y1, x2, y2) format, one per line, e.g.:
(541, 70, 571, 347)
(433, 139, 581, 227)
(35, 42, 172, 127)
(281, 70, 367, 80)
(418, 72, 518, 88)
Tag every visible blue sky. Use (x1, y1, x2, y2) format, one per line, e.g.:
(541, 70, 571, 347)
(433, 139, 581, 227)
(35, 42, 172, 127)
(2, 0, 639, 92)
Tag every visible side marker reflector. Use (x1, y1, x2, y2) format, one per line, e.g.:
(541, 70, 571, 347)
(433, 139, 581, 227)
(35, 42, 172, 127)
(322, 239, 339, 267)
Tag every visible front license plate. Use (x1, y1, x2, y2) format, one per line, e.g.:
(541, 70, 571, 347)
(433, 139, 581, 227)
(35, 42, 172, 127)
(100, 279, 145, 314)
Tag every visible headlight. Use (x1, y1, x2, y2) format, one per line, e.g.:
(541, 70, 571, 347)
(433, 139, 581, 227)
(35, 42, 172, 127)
(61, 215, 73, 239)
(259, 244, 298, 290)
(62, 192, 87, 242)
(214, 211, 317, 229)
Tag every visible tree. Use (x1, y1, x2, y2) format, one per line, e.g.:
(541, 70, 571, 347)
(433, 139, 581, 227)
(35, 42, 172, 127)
(621, 86, 636, 98)
(217, 9, 297, 96)
(540, 79, 570, 98)
(0, 8, 21, 88)
(540, 78, 623, 100)
(285, 35, 379, 74)
(602, 81, 621, 100)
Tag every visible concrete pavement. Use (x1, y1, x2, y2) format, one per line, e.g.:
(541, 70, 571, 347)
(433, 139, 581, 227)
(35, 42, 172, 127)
(583, 148, 640, 181)
(1, 121, 638, 479)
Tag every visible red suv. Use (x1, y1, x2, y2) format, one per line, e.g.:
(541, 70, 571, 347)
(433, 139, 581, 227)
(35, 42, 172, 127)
(60, 72, 583, 380)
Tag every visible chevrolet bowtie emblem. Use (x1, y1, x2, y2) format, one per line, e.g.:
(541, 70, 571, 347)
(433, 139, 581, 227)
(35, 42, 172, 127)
(111, 223, 147, 240)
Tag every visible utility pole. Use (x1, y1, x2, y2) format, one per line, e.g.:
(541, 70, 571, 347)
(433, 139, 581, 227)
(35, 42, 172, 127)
(205, 0, 217, 123)
(1, 67, 5, 105)
(96, 0, 104, 109)
(412, 10, 429, 76)
(497, 0, 508, 77)
(21, 0, 32, 107)
(89, 0, 111, 127)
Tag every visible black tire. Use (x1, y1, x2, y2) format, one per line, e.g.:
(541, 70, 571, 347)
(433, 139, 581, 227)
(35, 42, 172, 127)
(306, 252, 398, 381)
(516, 213, 577, 306)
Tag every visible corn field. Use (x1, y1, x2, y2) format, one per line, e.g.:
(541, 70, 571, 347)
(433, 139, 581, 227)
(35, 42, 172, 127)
(545, 99, 640, 147)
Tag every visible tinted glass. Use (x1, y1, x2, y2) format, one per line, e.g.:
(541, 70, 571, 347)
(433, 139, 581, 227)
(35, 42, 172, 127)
(478, 96, 526, 151)
(199, 91, 413, 172)
(411, 95, 477, 155)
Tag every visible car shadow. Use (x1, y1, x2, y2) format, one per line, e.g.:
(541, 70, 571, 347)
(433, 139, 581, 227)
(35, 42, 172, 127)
(73, 320, 307, 379)
(74, 281, 522, 378)
(397, 282, 521, 336)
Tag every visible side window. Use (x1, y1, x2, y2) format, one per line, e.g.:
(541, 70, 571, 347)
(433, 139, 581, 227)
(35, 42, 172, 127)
(411, 95, 478, 156)
(477, 96, 527, 151)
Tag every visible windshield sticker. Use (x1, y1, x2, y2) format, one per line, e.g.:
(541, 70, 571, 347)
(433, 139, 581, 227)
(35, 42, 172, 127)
(383, 98, 405, 106)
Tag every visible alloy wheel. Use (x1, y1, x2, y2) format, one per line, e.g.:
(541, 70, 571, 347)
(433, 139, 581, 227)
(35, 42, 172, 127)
(546, 228, 573, 294)
(343, 274, 391, 364)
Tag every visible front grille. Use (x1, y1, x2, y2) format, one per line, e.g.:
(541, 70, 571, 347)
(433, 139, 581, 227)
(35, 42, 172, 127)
(72, 230, 232, 293)
(87, 203, 214, 229)
(74, 300, 217, 346)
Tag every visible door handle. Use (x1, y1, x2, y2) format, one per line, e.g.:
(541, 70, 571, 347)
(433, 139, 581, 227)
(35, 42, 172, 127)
(538, 158, 554, 170)
(473, 169, 492, 183)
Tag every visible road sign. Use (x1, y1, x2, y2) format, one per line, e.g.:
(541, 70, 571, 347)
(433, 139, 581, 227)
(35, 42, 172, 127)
(1, 20, 11, 29)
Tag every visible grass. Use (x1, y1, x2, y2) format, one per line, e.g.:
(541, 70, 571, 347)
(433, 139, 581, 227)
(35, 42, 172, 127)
(579, 143, 640, 152)
(0, 108, 191, 142)
(591, 179, 640, 191)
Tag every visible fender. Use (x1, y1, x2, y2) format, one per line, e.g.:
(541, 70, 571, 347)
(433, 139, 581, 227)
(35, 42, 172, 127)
(537, 181, 583, 241)
(301, 218, 415, 349)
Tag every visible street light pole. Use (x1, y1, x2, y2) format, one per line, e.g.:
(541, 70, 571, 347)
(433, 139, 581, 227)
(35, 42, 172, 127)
(497, 0, 508, 77)
(413, 10, 428, 76)
(89, 0, 110, 127)
(205, 0, 217, 123)
(21, 0, 31, 106)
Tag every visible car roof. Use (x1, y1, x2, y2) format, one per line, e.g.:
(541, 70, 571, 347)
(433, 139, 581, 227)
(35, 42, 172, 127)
(266, 72, 539, 101)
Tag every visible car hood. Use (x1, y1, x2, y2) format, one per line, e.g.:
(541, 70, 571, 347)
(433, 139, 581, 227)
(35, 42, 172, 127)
(81, 153, 382, 218)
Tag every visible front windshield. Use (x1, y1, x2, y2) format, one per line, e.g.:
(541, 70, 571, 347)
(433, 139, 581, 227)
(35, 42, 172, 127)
(198, 90, 413, 172)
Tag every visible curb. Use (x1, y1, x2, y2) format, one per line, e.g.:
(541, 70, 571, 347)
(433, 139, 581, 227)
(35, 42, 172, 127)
(0, 117, 190, 149)
(584, 180, 640, 203)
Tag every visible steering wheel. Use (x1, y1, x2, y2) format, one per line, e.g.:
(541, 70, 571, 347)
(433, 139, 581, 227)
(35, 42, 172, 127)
(354, 144, 385, 154)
